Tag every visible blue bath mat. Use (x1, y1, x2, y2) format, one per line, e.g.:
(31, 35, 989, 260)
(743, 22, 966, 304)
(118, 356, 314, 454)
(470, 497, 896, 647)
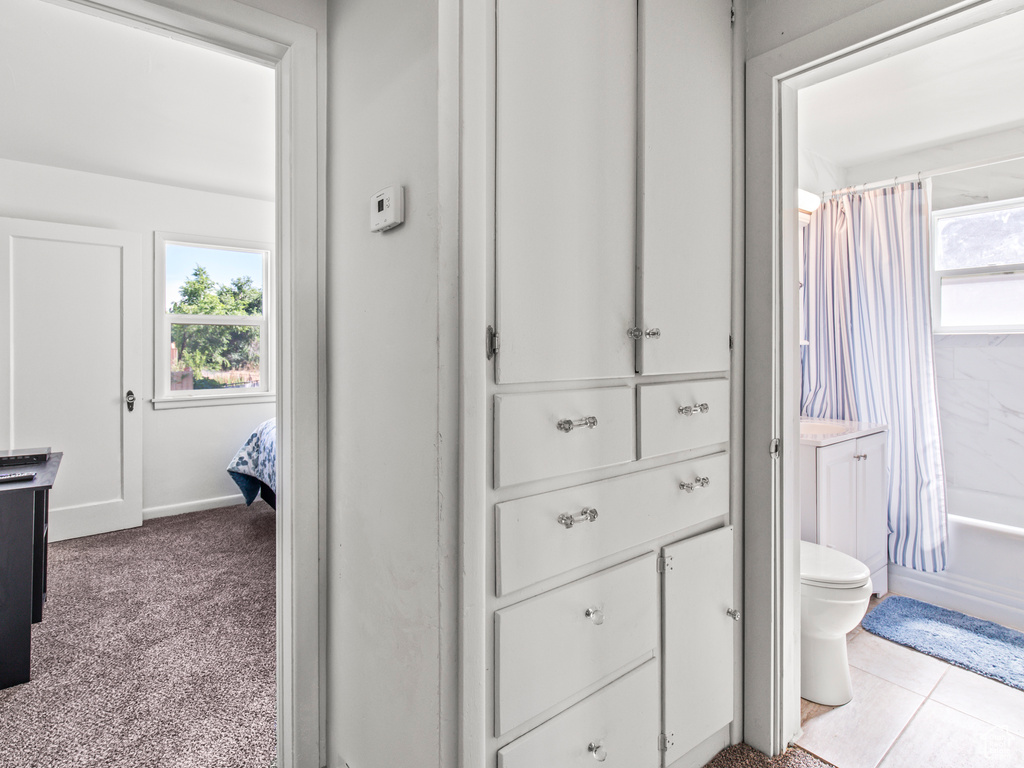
(861, 596, 1024, 691)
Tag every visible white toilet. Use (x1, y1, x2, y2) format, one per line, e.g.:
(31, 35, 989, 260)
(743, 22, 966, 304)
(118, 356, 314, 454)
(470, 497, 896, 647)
(800, 540, 873, 706)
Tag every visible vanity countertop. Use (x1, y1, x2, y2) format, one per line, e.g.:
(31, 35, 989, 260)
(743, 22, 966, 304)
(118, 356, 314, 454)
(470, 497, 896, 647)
(799, 417, 888, 447)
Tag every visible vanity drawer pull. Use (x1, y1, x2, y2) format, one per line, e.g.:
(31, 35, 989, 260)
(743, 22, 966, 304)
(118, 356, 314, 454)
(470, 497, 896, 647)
(678, 402, 710, 416)
(679, 476, 710, 493)
(557, 507, 599, 529)
(557, 416, 599, 432)
(588, 741, 608, 761)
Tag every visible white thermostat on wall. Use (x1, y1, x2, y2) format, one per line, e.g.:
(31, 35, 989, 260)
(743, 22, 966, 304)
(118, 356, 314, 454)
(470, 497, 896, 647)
(370, 185, 404, 232)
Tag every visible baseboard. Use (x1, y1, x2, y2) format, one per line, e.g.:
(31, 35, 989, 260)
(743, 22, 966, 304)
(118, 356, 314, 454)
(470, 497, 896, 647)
(888, 564, 1024, 632)
(142, 493, 247, 521)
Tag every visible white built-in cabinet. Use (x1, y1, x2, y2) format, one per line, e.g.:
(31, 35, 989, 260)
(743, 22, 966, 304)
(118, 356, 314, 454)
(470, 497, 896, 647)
(479, 1, 738, 766)
(801, 430, 889, 595)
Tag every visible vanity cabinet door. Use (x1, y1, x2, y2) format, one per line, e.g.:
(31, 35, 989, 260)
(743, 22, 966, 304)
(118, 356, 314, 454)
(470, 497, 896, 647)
(494, 0, 636, 384)
(636, 0, 732, 376)
(815, 441, 859, 558)
(855, 431, 888, 575)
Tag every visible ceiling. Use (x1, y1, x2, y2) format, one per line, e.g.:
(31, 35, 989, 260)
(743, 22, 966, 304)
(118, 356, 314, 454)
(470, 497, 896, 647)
(0, 0, 275, 201)
(799, 10, 1024, 179)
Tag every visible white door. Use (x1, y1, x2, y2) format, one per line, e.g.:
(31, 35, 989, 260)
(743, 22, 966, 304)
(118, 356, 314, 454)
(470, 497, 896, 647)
(856, 431, 888, 574)
(0, 218, 144, 540)
(816, 440, 858, 557)
(637, 0, 733, 376)
(662, 525, 735, 763)
(494, 0, 637, 383)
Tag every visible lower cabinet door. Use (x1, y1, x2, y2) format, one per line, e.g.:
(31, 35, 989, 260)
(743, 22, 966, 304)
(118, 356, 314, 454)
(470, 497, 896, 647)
(498, 659, 660, 768)
(662, 525, 735, 763)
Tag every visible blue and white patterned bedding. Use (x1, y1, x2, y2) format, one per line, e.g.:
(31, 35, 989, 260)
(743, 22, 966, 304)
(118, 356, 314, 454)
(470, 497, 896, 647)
(227, 418, 277, 505)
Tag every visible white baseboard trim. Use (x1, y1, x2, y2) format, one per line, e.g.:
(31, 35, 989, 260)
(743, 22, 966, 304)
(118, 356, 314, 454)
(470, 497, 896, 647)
(142, 493, 247, 521)
(888, 565, 1024, 632)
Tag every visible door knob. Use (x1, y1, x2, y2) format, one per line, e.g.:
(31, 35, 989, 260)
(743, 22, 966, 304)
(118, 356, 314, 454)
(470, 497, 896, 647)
(125, 390, 136, 412)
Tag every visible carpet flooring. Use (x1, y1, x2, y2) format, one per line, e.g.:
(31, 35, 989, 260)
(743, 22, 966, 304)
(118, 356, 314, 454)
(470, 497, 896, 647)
(862, 595, 1024, 691)
(0, 502, 276, 768)
(704, 744, 836, 768)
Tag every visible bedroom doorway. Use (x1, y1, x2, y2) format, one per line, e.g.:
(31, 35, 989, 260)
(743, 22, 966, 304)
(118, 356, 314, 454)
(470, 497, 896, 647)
(0, 1, 322, 766)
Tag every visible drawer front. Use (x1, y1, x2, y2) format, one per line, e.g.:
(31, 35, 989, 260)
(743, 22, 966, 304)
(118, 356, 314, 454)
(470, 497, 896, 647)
(496, 452, 729, 595)
(494, 386, 635, 488)
(498, 659, 659, 768)
(495, 554, 657, 736)
(637, 378, 729, 458)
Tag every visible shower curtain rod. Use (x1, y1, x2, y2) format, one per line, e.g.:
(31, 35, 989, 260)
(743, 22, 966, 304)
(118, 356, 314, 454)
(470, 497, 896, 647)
(819, 151, 1024, 202)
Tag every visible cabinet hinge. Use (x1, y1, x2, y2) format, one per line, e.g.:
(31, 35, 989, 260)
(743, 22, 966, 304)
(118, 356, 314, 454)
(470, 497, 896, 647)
(769, 437, 781, 460)
(659, 733, 673, 752)
(730, 3, 736, 27)
(486, 325, 499, 360)
(729, 334, 734, 350)
(657, 555, 673, 573)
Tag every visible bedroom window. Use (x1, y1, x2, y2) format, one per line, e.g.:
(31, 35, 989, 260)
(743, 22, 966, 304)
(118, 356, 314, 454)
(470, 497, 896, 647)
(932, 198, 1024, 332)
(154, 232, 274, 409)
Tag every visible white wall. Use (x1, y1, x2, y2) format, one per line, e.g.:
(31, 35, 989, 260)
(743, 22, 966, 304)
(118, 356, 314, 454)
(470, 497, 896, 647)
(0, 157, 275, 515)
(326, 1, 458, 767)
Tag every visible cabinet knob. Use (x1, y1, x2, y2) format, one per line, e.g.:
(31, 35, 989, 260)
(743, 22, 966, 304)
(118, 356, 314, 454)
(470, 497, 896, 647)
(627, 327, 661, 339)
(588, 741, 608, 761)
(585, 607, 605, 625)
(557, 507, 599, 529)
(678, 402, 710, 416)
(679, 476, 710, 493)
(727, 608, 741, 621)
(854, 453, 867, 461)
(557, 416, 598, 432)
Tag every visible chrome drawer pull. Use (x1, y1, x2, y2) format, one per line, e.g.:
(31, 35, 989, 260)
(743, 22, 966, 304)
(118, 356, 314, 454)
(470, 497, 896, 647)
(588, 741, 608, 761)
(557, 507, 598, 529)
(727, 608, 741, 621)
(678, 402, 710, 416)
(557, 416, 598, 432)
(679, 476, 710, 493)
(585, 607, 605, 625)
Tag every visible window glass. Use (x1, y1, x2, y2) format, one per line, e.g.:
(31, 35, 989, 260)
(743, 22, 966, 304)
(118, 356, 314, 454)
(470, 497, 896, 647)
(165, 244, 264, 314)
(170, 324, 261, 391)
(939, 273, 1024, 328)
(934, 205, 1024, 271)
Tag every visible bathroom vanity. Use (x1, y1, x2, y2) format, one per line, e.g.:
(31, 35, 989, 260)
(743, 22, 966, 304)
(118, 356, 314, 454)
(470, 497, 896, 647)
(800, 419, 889, 596)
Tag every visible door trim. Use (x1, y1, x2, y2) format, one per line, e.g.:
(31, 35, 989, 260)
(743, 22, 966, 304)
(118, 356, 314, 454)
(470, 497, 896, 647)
(744, 0, 1024, 755)
(54, 1, 324, 766)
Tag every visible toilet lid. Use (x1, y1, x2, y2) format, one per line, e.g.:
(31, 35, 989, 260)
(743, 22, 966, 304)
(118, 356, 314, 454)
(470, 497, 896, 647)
(800, 541, 871, 588)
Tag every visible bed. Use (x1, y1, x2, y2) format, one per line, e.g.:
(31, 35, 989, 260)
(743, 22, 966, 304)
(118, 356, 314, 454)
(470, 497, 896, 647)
(227, 417, 277, 509)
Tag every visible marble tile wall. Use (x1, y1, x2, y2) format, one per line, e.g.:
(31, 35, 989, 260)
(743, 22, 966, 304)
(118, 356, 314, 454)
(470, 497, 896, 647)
(933, 334, 1024, 510)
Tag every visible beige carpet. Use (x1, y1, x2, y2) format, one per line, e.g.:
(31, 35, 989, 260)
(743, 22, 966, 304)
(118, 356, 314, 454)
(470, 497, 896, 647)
(0, 503, 276, 768)
(705, 743, 837, 768)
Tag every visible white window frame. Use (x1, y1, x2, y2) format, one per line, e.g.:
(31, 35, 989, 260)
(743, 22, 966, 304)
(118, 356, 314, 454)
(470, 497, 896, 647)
(931, 196, 1024, 334)
(153, 231, 275, 409)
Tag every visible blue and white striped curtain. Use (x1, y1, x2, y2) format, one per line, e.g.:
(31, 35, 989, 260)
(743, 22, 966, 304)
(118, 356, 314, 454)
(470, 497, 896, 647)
(802, 182, 948, 572)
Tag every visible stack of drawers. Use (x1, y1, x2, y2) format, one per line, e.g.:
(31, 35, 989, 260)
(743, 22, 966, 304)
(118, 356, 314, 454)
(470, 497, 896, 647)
(491, 379, 734, 765)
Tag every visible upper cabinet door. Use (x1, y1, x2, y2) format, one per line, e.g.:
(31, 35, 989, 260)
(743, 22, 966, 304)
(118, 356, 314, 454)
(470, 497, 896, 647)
(495, 0, 637, 383)
(637, 0, 732, 376)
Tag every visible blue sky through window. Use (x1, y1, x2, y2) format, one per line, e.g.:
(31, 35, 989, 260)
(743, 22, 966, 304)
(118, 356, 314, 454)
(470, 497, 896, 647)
(166, 243, 264, 311)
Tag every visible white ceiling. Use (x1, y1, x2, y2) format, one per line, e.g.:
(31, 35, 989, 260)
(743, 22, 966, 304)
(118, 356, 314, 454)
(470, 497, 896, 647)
(799, 10, 1024, 175)
(0, 0, 275, 201)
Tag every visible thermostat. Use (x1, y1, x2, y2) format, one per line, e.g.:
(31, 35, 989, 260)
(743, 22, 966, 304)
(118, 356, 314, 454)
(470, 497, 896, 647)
(370, 185, 404, 232)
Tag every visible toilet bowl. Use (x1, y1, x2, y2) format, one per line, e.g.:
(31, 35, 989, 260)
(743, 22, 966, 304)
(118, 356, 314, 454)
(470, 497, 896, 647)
(800, 540, 872, 706)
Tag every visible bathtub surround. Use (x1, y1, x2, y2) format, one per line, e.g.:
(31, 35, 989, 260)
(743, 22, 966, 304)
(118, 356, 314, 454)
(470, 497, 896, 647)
(862, 596, 1024, 691)
(801, 183, 948, 572)
(888, 333, 1024, 631)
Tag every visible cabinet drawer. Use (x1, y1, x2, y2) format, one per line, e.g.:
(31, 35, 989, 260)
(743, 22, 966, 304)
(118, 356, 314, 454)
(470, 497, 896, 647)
(494, 387, 635, 488)
(495, 554, 657, 736)
(637, 378, 729, 458)
(496, 452, 729, 595)
(498, 659, 659, 768)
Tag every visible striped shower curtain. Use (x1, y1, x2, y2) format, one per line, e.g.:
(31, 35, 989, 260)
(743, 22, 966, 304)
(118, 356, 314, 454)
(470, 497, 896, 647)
(801, 182, 948, 572)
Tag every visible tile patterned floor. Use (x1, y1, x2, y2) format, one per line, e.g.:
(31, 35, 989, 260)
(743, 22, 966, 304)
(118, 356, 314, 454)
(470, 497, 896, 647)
(796, 605, 1024, 768)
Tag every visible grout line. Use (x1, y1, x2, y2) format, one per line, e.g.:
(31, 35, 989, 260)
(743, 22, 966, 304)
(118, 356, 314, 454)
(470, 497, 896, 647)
(923, 664, 951, 699)
(872, 696, 928, 768)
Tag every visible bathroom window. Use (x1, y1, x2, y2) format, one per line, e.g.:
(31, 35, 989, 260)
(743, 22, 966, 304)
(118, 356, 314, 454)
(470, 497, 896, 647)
(932, 198, 1024, 332)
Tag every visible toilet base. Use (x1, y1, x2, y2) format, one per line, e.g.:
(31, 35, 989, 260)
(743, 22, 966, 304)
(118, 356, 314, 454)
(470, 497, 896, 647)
(801, 633, 854, 706)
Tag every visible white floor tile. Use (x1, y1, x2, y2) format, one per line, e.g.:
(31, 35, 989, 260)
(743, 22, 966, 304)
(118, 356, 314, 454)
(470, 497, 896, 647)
(847, 632, 949, 696)
(930, 665, 1024, 739)
(796, 667, 923, 768)
(877, 700, 1024, 768)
